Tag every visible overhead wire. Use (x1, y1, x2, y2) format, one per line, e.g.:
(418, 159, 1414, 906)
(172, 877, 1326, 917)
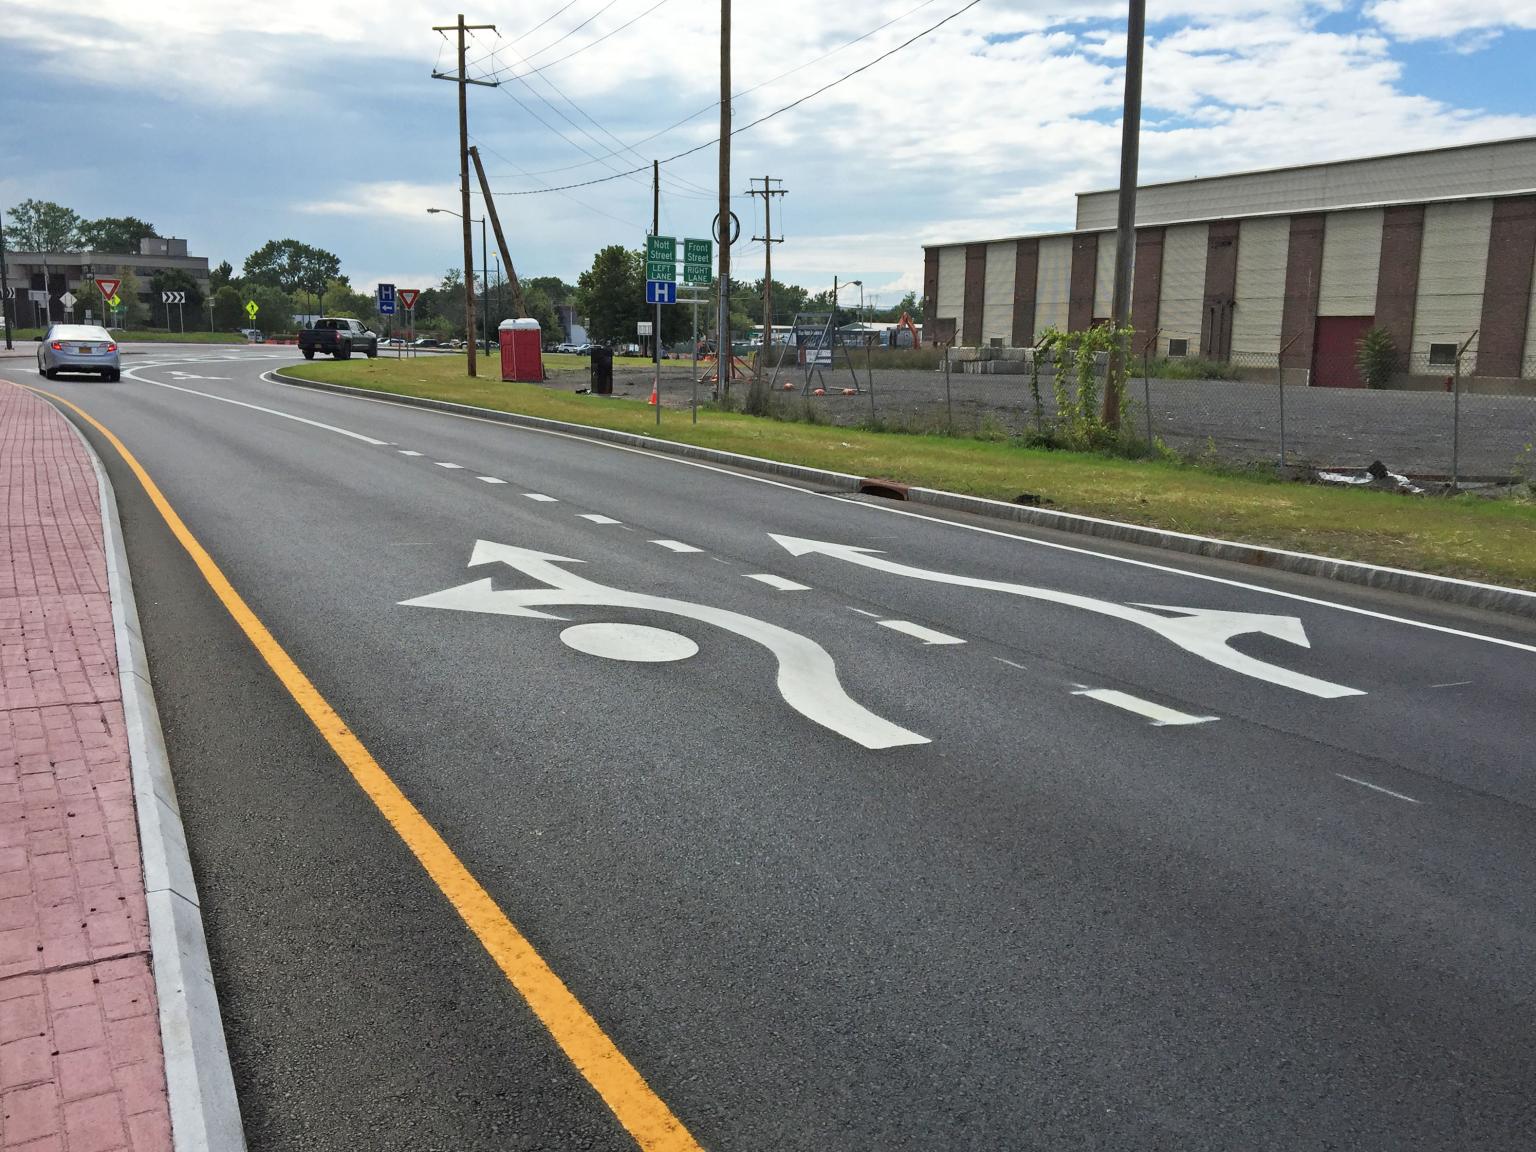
(489, 0, 984, 196)
(470, 135, 647, 231)
(488, 0, 945, 180)
(480, 0, 675, 83)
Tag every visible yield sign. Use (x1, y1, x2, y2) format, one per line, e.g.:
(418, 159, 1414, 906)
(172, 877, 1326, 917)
(397, 288, 420, 310)
(95, 278, 120, 301)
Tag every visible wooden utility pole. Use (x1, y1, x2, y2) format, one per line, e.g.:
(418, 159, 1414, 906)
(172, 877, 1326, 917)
(717, 0, 731, 395)
(468, 146, 527, 317)
(432, 14, 497, 377)
(1105, 0, 1145, 428)
(747, 176, 786, 386)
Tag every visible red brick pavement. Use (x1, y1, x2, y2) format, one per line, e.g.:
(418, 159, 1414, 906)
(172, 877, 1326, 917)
(0, 383, 173, 1151)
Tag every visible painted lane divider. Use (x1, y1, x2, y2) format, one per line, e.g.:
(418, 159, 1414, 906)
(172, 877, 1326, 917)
(477, 476, 507, 484)
(580, 514, 622, 525)
(1335, 773, 1422, 804)
(402, 541, 929, 751)
(651, 540, 703, 553)
(876, 620, 966, 646)
(122, 372, 390, 445)
(399, 450, 423, 456)
(993, 657, 1027, 670)
(746, 574, 810, 592)
(1071, 687, 1219, 727)
(435, 462, 463, 469)
(772, 535, 1363, 700)
(523, 492, 558, 502)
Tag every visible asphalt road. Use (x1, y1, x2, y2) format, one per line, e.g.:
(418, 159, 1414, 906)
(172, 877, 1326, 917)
(20, 345, 1536, 1150)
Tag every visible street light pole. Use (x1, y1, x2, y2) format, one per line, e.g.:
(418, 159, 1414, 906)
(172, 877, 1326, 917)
(481, 214, 489, 354)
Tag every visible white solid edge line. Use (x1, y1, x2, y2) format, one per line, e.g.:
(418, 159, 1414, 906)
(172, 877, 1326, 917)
(63, 410, 248, 1151)
(254, 369, 1536, 655)
(126, 369, 389, 445)
(1335, 773, 1423, 804)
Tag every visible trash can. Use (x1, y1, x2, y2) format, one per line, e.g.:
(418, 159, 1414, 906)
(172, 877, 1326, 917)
(498, 318, 543, 382)
(590, 345, 614, 395)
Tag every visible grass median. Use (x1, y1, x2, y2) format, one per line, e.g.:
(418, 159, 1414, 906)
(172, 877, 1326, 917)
(278, 356, 1536, 590)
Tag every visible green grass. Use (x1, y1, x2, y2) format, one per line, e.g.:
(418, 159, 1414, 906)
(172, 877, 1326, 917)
(10, 327, 249, 344)
(277, 356, 1536, 590)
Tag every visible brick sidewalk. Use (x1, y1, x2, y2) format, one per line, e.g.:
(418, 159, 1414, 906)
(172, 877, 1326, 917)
(1, 382, 173, 1150)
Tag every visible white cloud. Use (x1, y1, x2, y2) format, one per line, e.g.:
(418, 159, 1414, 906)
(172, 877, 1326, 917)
(297, 182, 462, 222)
(1367, 0, 1536, 43)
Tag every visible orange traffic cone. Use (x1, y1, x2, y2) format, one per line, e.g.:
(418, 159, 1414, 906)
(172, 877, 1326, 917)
(812, 388, 826, 396)
(647, 385, 658, 405)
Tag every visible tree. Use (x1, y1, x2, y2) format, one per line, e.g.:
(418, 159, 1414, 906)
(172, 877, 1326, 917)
(245, 285, 298, 334)
(211, 286, 244, 331)
(149, 269, 204, 329)
(320, 276, 374, 321)
(895, 290, 923, 322)
(242, 239, 343, 314)
(1356, 326, 1398, 390)
(3, 199, 82, 252)
(518, 284, 564, 342)
(78, 216, 157, 254)
(574, 246, 644, 345)
(524, 275, 573, 306)
(112, 268, 147, 328)
(209, 260, 235, 293)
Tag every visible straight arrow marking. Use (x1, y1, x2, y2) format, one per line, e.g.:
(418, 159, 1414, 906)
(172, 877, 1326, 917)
(1071, 687, 1219, 727)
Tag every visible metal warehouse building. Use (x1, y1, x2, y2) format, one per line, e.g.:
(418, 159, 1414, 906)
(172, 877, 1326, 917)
(921, 137, 1536, 388)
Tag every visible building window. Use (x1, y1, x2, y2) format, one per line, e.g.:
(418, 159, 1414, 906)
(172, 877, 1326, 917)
(1167, 338, 1189, 358)
(1428, 343, 1458, 366)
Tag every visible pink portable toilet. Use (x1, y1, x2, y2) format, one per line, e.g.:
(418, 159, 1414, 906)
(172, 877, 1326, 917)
(499, 318, 543, 382)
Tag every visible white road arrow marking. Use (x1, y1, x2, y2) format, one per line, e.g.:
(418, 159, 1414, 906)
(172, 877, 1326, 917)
(770, 535, 1362, 699)
(400, 540, 929, 751)
(1071, 687, 1218, 727)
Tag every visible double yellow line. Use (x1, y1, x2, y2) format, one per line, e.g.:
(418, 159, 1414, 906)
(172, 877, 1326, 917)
(35, 387, 703, 1152)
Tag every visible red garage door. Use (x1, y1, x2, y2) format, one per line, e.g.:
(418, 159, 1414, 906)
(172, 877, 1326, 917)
(1312, 316, 1374, 387)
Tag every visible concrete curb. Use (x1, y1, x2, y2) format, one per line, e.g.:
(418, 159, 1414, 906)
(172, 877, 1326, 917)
(270, 370, 1536, 621)
(72, 421, 248, 1151)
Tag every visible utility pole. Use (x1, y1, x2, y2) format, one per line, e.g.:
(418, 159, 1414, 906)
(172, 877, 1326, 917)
(747, 176, 786, 389)
(653, 159, 662, 425)
(717, 0, 731, 396)
(468, 146, 528, 317)
(1105, 0, 1145, 429)
(432, 13, 497, 378)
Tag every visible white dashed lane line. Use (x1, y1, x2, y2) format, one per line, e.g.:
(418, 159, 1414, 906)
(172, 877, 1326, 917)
(435, 462, 463, 469)
(745, 574, 810, 592)
(993, 657, 1027, 670)
(1336, 774, 1422, 804)
(580, 514, 623, 525)
(398, 450, 423, 456)
(524, 493, 558, 502)
(1071, 686, 1218, 727)
(478, 476, 507, 484)
(651, 540, 703, 553)
(876, 620, 966, 646)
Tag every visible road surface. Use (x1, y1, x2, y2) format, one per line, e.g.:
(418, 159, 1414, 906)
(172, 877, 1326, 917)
(23, 346, 1536, 1151)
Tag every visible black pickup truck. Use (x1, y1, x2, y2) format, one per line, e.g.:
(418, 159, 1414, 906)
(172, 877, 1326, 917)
(298, 317, 379, 360)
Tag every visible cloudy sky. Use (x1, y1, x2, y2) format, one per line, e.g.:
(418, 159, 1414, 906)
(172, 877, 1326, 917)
(2, 0, 1534, 306)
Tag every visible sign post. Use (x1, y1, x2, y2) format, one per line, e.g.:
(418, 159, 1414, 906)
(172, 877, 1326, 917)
(96, 279, 120, 330)
(645, 235, 678, 426)
(397, 289, 419, 358)
(161, 291, 186, 332)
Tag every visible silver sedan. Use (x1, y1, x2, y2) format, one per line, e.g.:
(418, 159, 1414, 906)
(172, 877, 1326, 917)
(37, 324, 121, 381)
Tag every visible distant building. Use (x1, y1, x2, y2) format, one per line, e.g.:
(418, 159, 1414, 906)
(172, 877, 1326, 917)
(2, 236, 211, 325)
(922, 136, 1536, 386)
(555, 305, 587, 345)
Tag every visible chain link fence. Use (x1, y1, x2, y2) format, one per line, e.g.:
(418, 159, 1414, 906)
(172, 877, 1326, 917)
(715, 341, 1536, 485)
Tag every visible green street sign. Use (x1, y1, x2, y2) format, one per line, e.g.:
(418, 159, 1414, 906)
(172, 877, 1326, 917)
(683, 237, 712, 285)
(645, 234, 676, 283)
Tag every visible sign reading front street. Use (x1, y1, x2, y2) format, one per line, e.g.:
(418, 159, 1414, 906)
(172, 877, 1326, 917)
(683, 237, 712, 285)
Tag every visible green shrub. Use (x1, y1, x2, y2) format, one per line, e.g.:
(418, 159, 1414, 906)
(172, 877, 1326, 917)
(1356, 326, 1399, 390)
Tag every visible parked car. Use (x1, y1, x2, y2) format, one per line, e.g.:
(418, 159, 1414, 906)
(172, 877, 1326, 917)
(241, 328, 265, 343)
(411, 337, 440, 348)
(298, 317, 378, 360)
(36, 324, 120, 381)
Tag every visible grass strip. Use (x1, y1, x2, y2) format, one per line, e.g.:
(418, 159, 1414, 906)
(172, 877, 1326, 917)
(279, 357, 1536, 590)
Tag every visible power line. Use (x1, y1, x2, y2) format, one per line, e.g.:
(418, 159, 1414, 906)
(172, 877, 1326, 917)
(493, 0, 941, 179)
(469, 136, 646, 231)
(480, 0, 674, 83)
(488, 0, 983, 197)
